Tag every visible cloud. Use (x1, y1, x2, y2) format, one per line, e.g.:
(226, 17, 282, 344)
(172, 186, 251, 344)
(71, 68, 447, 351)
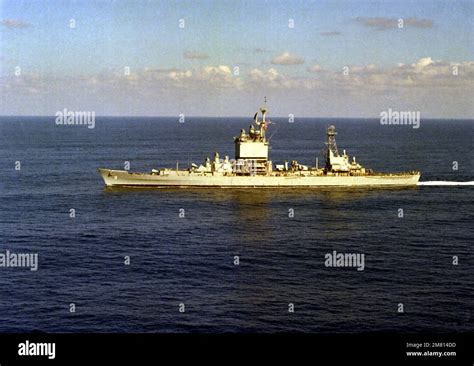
(320, 31, 341, 36)
(6, 58, 473, 93)
(404, 17, 434, 28)
(168, 69, 193, 80)
(254, 47, 271, 54)
(307, 64, 323, 72)
(389, 58, 474, 85)
(249, 68, 280, 82)
(410, 57, 434, 71)
(331, 58, 474, 91)
(356, 16, 433, 30)
(271, 52, 304, 65)
(183, 51, 209, 59)
(249, 67, 301, 89)
(0, 19, 31, 28)
(144, 67, 180, 74)
(2, 58, 472, 117)
(5, 58, 472, 97)
(157, 65, 242, 91)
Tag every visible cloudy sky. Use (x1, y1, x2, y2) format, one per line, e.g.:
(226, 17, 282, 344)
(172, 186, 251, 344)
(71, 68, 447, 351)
(1, 0, 473, 117)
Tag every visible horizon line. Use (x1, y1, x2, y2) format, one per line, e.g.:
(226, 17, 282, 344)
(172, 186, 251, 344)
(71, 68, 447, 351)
(0, 115, 473, 121)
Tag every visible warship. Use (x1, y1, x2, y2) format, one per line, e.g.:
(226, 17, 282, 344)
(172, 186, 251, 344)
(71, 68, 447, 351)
(98, 104, 420, 188)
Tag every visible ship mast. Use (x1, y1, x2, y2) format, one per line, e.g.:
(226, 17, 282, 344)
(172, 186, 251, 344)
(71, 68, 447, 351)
(325, 125, 339, 169)
(258, 96, 269, 140)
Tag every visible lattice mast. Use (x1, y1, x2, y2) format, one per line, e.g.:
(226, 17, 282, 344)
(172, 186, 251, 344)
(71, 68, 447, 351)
(325, 125, 339, 169)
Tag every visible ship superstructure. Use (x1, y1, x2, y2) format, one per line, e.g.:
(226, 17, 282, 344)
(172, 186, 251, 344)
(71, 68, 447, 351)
(98, 103, 420, 187)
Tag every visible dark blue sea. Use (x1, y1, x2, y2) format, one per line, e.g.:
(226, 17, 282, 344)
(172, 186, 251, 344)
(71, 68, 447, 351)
(0, 116, 472, 333)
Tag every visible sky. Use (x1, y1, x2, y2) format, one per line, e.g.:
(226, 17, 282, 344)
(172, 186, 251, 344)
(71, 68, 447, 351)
(0, 0, 473, 117)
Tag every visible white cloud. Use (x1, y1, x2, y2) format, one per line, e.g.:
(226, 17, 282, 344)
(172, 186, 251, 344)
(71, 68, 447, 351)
(356, 17, 433, 30)
(2, 58, 472, 117)
(5, 58, 472, 95)
(202, 65, 231, 75)
(183, 51, 209, 60)
(169, 70, 193, 80)
(271, 52, 304, 65)
(307, 64, 322, 72)
(249, 67, 279, 81)
(0, 19, 31, 28)
(410, 57, 434, 72)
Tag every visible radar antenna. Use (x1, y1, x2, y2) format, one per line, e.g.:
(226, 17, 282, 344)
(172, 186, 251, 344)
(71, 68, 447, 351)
(252, 98, 271, 140)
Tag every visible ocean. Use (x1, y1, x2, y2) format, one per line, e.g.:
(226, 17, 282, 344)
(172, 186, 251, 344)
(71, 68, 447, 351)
(0, 116, 472, 333)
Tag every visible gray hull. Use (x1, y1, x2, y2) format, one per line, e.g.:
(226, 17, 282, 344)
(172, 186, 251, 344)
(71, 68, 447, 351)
(98, 169, 420, 188)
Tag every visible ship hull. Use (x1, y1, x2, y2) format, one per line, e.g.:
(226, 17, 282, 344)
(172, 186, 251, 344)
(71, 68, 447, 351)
(98, 169, 420, 188)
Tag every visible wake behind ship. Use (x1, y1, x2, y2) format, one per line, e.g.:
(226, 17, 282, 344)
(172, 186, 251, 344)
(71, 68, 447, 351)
(98, 104, 420, 188)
